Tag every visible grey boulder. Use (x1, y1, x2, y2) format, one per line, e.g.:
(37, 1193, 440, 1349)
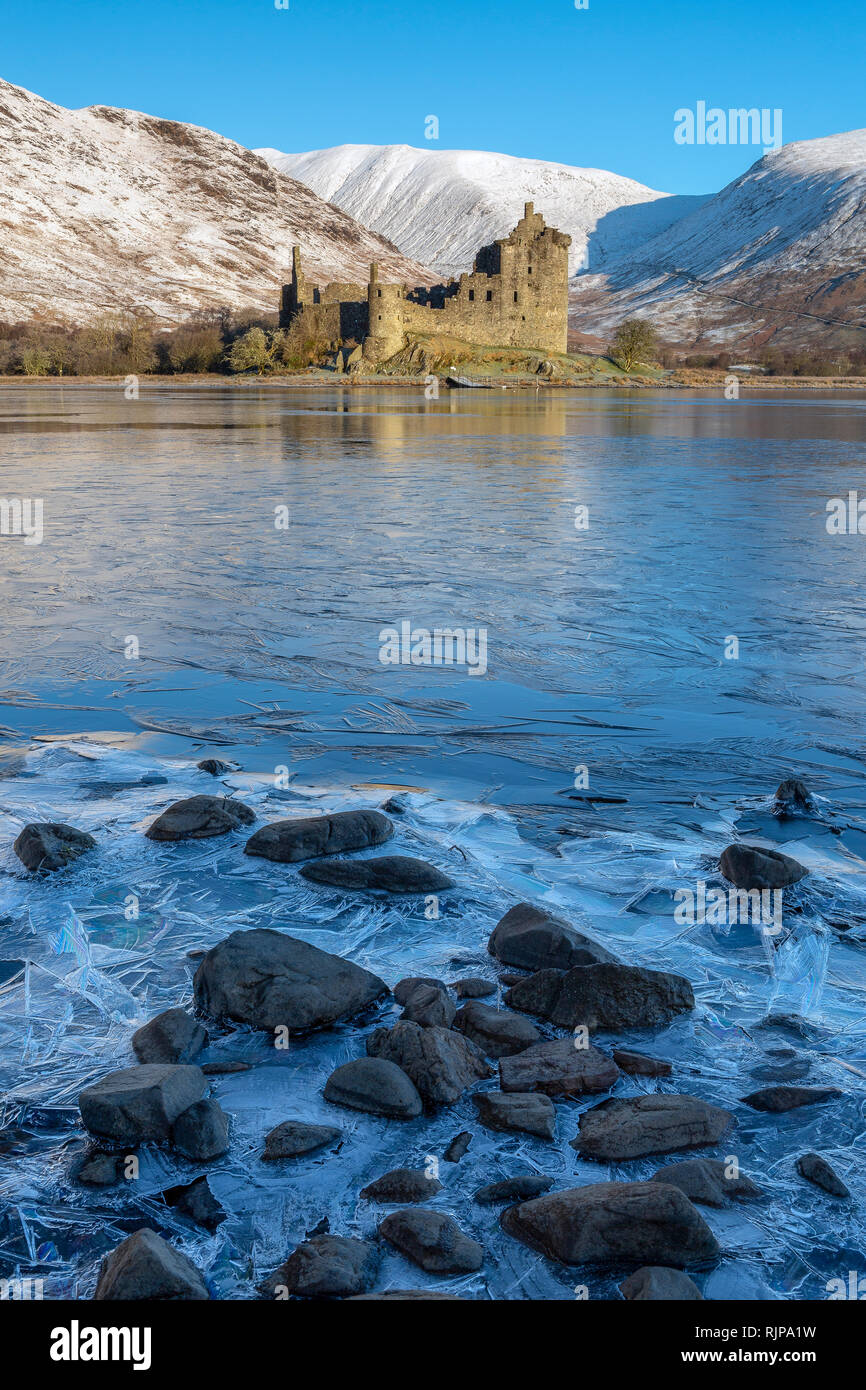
(620, 1266, 704, 1300)
(454, 977, 496, 999)
(741, 1085, 842, 1113)
(573, 1094, 734, 1161)
(262, 1235, 379, 1299)
(379, 1209, 483, 1274)
(300, 855, 453, 893)
(193, 928, 388, 1034)
(453, 1000, 541, 1058)
(161, 1176, 225, 1230)
(719, 843, 808, 890)
(76, 1151, 122, 1187)
(614, 1048, 672, 1078)
(262, 1120, 343, 1160)
(244, 809, 393, 863)
(393, 976, 445, 1005)
(13, 822, 96, 872)
(501, 1181, 720, 1267)
(473, 1090, 556, 1140)
(500, 1036, 619, 1097)
(131, 1008, 207, 1065)
(366, 1020, 491, 1108)
(488, 902, 618, 971)
(474, 1175, 554, 1205)
(796, 1152, 850, 1198)
(360, 1168, 442, 1203)
(171, 1098, 229, 1161)
(506, 962, 695, 1031)
(79, 1064, 207, 1144)
(400, 981, 456, 1029)
(324, 1057, 423, 1119)
(649, 1157, 761, 1207)
(146, 795, 255, 841)
(93, 1228, 209, 1300)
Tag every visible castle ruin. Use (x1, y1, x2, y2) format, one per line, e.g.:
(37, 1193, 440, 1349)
(280, 203, 571, 362)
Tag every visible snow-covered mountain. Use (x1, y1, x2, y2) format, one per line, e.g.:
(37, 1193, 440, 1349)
(568, 130, 866, 351)
(256, 143, 706, 279)
(0, 80, 428, 326)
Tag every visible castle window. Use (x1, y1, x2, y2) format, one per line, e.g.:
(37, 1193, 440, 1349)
(377, 288, 382, 297)
(513, 292, 519, 303)
(528, 265, 533, 274)
(468, 290, 475, 301)
(486, 291, 493, 301)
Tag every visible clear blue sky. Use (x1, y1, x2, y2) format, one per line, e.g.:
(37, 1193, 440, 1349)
(3, 0, 863, 194)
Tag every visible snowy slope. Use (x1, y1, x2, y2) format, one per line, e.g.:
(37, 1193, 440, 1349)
(257, 143, 706, 278)
(568, 129, 866, 350)
(0, 80, 429, 326)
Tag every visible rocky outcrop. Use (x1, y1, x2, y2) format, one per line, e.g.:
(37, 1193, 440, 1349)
(500, 1181, 720, 1267)
(379, 1209, 483, 1274)
(13, 822, 96, 872)
(323, 1057, 423, 1119)
(741, 1085, 842, 1112)
(620, 1266, 704, 1300)
(132, 1008, 207, 1065)
(262, 1121, 343, 1160)
(145, 795, 255, 841)
(79, 1064, 207, 1144)
(366, 1021, 491, 1108)
(453, 1000, 541, 1058)
(796, 1152, 850, 1198)
(488, 902, 618, 972)
(193, 928, 388, 1033)
(262, 1235, 379, 1299)
(649, 1157, 761, 1207)
(573, 1094, 733, 1161)
(93, 1228, 209, 1300)
(473, 1090, 556, 1139)
(506, 962, 695, 1031)
(719, 843, 807, 890)
(300, 855, 453, 893)
(499, 1036, 619, 1097)
(360, 1168, 442, 1203)
(244, 809, 393, 863)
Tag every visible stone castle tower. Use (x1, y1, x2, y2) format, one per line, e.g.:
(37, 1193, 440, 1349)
(281, 203, 571, 362)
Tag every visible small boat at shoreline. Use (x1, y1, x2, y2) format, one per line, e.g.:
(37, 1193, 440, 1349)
(445, 374, 495, 389)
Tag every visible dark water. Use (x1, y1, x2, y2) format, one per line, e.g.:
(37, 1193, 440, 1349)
(1, 383, 865, 1300)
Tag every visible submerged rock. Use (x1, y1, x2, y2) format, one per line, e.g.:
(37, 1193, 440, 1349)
(146, 794, 255, 841)
(444, 1131, 472, 1163)
(193, 928, 388, 1034)
(649, 1157, 762, 1207)
(488, 902, 618, 972)
(323, 1057, 423, 1119)
(620, 1266, 704, 1301)
(473, 1175, 554, 1206)
(506, 962, 695, 1031)
(500, 1036, 619, 1097)
(614, 1048, 672, 1078)
(453, 1000, 541, 1058)
(366, 1020, 491, 1108)
(473, 1090, 556, 1139)
(161, 1175, 225, 1230)
(300, 855, 453, 893)
(79, 1064, 207, 1144)
(132, 1008, 207, 1065)
(741, 1085, 842, 1113)
(197, 758, 233, 776)
(360, 1168, 442, 1203)
(244, 809, 393, 863)
(13, 822, 96, 872)
(171, 1098, 229, 1161)
(262, 1235, 379, 1299)
(719, 843, 807, 890)
(796, 1152, 850, 1198)
(379, 1209, 483, 1273)
(774, 778, 813, 815)
(262, 1120, 343, 1160)
(573, 1094, 733, 1161)
(500, 1181, 719, 1267)
(93, 1228, 209, 1300)
(75, 1150, 122, 1187)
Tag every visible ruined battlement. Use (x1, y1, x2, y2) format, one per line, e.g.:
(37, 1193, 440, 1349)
(280, 204, 572, 363)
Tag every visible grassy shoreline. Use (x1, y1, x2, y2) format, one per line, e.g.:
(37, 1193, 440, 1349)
(1, 371, 865, 391)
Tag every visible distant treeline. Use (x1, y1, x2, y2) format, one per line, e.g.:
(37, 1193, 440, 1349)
(671, 346, 866, 377)
(0, 308, 335, 377)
